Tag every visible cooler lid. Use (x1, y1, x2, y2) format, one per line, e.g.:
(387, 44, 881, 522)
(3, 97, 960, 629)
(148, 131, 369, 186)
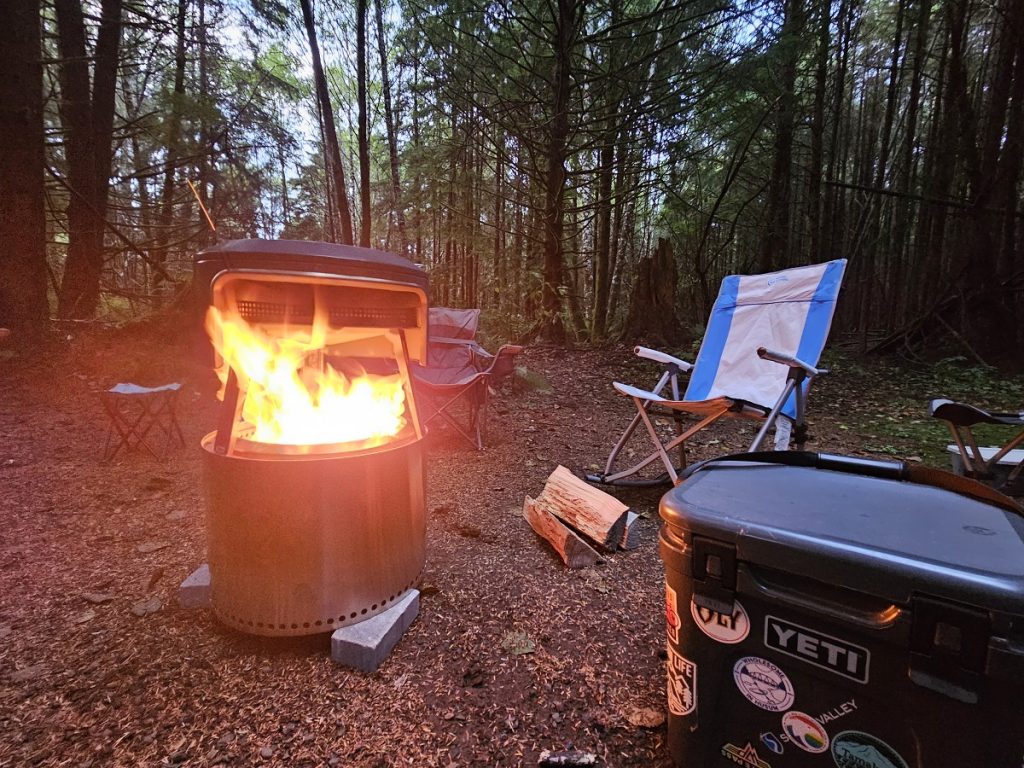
(660, 454, 1024, 614)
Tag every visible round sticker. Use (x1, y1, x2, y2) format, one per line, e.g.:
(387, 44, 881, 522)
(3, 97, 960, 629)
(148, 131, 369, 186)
(665, 584, 681, 645)
(690, 598, 749, 644)
(782, 711, 829, 753)
(732, 656, 795, 712)
(831, 731, 908, 768)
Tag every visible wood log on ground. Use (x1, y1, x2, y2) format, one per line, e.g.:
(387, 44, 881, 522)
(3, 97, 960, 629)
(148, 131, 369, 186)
(523, 495, 601, 569)
(539, 465, 629, 549)
(620, 510, 641, 550)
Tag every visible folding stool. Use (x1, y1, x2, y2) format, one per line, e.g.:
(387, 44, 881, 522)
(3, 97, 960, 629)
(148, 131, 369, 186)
(100, 382, 185, 461)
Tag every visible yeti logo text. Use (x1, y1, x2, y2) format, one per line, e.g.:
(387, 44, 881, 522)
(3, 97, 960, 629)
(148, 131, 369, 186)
(765, 616, 870, 684)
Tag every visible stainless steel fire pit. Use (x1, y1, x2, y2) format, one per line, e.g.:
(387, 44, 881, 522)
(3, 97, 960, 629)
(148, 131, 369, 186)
(195, 239, 429, 637)
(201, 433, 424, 635)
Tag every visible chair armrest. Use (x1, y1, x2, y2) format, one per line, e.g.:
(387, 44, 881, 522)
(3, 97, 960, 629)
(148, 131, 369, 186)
(613, 381, 668, 402)
(757, 347, 821, 377)
(634, 346, 693, 372)
(480, 344, 524, 382)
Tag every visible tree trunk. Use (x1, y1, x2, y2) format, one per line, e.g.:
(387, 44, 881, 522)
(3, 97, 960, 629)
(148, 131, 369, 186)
(807, 0, 831, 259)
(622, 237, 681, 344)
(54, 0, 122, 319)
(152, 0, 187, 305)
(539, 0, 580, 341)
(300, 0, 353, 245)
(374, 0, 405, 254)
(357, 0, 371, 247)
(760, 0, 805, 272)
(0, 0, 48, 342)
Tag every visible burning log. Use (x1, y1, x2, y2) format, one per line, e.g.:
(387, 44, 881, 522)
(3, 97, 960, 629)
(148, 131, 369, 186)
(536, 465, 629, 550)
(523, 495, 601, 569)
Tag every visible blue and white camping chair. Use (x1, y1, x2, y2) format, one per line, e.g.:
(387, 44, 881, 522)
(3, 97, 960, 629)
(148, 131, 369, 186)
(588, 260, 846, 486)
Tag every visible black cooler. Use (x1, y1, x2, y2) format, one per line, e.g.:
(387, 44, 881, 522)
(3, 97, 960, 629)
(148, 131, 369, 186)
(659, 452, 1024, 768)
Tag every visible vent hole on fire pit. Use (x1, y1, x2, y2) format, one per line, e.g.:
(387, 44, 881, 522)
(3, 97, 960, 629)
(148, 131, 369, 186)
(278, 624, 286, 630)
(360, 609, 368, 615)
(315, 621, 322, 627)
(291, 623, 298, 629)
(372, 604, 378, 610)
(303, 623, 310, 629)
(349, 612, 357, 619)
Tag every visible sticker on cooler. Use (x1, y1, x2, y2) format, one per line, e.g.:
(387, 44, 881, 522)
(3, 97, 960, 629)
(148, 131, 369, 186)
(759, 732, 784, 755)
(666, 645, 696, 716)
(781, 711, 829, 754)
(764, 615, 870, 684)
(721, 742, 772, 768)
(830, 731, 909, 768)
(666, 583, 681, 646)
(691, 597, 750, 644)
(732, 656, 795, 712)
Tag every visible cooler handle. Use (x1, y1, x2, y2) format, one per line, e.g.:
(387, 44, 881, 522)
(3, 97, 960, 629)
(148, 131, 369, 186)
(740, 565, 903, 630)
(682, 451, 1023, 515)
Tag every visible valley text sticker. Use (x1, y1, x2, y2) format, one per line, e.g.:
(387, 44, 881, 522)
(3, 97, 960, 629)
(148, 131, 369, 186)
(830, 731, 909, 768)
(733, 656, 795, 712)
(691, 597, 750, 644)
(666, 583, 681, 646)
(666, 645, 696, 716)
(781, 711, 829, 754)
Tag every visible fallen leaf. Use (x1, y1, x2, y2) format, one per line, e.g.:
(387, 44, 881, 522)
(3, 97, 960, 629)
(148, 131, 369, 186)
(626, 706, 666, 729)
(165, 510, 187, 521)
(81, 591, 114, 604)
(131, 596, 162, 617)
(146, 567, 165, 592)
(73, 609, 96, 624)
(137, 541, 170, 554)
(501, 630, 535, 656)
(10, 664, 44, 683)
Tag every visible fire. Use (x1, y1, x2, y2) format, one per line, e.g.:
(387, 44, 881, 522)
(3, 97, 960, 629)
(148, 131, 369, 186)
(205, 306, 407, 447)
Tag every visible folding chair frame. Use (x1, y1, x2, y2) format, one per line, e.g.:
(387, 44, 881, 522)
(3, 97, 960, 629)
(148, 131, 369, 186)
(591, 347, 820, 486)
(412, 342, 522, 451)
(415, 375, 489, 450)
(101, 384, 186, 461)
(931, 399, 1024, 494)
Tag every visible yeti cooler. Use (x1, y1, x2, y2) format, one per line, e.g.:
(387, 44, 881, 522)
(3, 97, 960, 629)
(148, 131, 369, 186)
(658, 452, 1024, 768)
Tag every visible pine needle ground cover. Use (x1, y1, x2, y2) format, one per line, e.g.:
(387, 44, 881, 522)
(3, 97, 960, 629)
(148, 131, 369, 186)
(1, 330, 1016, 767)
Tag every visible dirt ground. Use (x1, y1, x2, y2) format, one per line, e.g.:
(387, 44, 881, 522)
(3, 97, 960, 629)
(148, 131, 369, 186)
(0, 325, 951, 768)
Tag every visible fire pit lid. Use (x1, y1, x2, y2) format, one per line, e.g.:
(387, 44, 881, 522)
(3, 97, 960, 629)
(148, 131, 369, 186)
(195, 239, 428, 292)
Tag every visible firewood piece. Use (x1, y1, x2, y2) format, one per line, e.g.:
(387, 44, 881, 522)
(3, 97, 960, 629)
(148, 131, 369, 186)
(620, 510, 641, 550)
(540, 465, 629, 549)
(523, 496, 601, 569)
(538, 750, 598, 767)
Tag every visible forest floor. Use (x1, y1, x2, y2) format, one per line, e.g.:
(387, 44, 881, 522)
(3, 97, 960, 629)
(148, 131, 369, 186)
(0, 321, 1020, 768)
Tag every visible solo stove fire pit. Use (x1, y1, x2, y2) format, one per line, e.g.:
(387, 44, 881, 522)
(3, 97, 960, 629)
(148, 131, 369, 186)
(195, 239, 428, 637)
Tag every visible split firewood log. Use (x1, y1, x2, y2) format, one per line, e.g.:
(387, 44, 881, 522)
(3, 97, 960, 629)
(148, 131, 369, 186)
(537, 465, 629, 550)
(523, 495, 601, 569)
(620, 510, 641, 550)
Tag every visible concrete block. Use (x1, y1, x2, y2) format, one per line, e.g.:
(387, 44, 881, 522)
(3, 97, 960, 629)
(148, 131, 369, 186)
(178, 564, 211, 609)
(331, 589, 419, 672)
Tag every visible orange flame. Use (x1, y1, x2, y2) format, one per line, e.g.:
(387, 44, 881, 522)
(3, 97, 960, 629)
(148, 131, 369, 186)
(205, 306, 407, 446)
